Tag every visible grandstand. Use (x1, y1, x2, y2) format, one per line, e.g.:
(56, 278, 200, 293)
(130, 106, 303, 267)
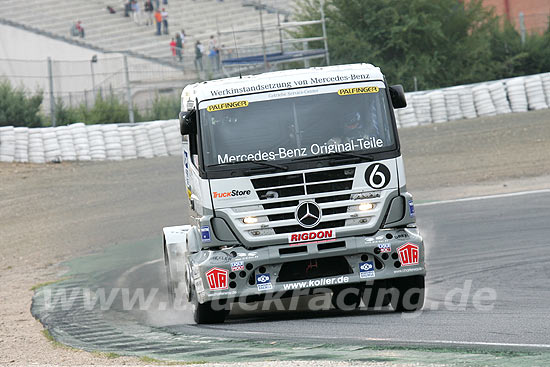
(1, 0, 298, 75)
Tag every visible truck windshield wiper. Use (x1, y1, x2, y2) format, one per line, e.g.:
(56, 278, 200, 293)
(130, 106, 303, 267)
(208, 160, 288, 171)
(247, 160, 288, 171)
(292, 151, 375, 163)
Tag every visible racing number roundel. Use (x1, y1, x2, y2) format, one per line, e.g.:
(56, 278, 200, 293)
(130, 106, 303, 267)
(364, 163, 390, 189)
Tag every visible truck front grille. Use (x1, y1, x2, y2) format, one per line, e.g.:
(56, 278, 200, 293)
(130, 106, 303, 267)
(252, 168, 356, 200)
(224, 164, 391, 244)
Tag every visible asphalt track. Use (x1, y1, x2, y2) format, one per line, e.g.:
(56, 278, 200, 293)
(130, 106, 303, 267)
(31, 189, 550, 363)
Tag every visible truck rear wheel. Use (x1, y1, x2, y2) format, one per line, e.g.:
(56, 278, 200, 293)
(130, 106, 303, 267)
(390, 275, 425, 312)
(190, 285, 228, 324)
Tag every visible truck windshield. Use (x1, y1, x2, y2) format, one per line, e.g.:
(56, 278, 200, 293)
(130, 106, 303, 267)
(199, 82, 396, 168)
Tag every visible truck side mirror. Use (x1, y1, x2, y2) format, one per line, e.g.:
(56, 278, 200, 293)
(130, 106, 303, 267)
(179, 109, 196, 135)
(389, 85, 407, 109)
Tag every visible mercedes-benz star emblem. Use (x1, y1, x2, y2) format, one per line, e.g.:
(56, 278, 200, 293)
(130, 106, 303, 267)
(295, 201, 322, 228)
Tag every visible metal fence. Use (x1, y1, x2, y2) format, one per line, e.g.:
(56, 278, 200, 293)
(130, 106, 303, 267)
(0, 54, 187, 124)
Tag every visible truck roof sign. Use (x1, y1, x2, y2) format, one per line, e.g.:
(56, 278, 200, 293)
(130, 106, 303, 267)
(185, 63, 384, 101)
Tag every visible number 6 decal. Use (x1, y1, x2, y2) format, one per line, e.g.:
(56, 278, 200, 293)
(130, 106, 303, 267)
(365, 163, 390, 189)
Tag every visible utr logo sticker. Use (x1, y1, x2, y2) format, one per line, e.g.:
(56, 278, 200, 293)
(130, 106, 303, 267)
(338, 86, 379, 96)
(207, 100, 249, 112)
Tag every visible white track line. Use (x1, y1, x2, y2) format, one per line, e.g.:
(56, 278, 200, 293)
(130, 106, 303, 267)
(116, 258, 163, 287)
(235, 330, 550, 349)
(416, 188, 550, 207)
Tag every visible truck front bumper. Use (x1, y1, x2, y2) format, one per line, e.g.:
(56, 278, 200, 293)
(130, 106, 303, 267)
(190, 227, 426, 303)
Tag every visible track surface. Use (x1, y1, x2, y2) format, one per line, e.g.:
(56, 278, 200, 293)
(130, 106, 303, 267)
(31, 190, 550, 364)
(122, 191, 550, 348)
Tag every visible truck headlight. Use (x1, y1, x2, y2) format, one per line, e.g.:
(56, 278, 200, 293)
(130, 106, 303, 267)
(243, 216, 258, 224)
(358, 202, 375, 211)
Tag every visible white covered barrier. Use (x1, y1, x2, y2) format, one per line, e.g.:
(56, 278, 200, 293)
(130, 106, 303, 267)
(87, 125, 107, 161)
(70, 123, 91, 161)
(542, 73, 550, 106)
(0, 126, 16, 162)
(133, 125, 154, 159)
(428, 91, 448, 123)
(488, 81, 512, 115)
(28, 129, 45, 163)
(119, 126, 138, 160)
(161, 120, 182, 156)
(14, 127, 29, 163)
(506, 77, 528, 113)
(443, 88, 463, 121)
(457, 86, 477, 119)
(56, 126, 77, 161)
(103, 125, 123, 161)
(525, 75, 548, 110)
(411, 93, 432, 125)
(146, 122, 169, 157)
(395, 94, 417, 128)
(472, 84, 497, 117)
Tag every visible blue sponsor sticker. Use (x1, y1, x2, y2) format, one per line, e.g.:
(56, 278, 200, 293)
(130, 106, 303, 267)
(256, 273, 273, 291)
(201, 226, 211, 243)
(408, 200, 415, 217)
(359, 261, 375, 279)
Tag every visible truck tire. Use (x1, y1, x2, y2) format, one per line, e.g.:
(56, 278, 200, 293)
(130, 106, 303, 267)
(190, 285, 228, 324)
(390, 275, 425, 312)
(364, 280, 392, 309)
(331, 286, 363, 310)
(164, 244, 177, 307)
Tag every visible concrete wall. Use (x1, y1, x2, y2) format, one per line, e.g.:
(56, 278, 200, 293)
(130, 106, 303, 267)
(0, 24, 184, 112)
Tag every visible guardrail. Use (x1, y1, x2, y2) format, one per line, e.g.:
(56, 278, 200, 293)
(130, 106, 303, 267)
(1, 72, 550, 164)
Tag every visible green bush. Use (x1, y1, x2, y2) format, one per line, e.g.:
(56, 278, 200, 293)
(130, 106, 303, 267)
(0, 79, 43, 127)
(144, 94, 180, 121)
(51, 92, 143, 125)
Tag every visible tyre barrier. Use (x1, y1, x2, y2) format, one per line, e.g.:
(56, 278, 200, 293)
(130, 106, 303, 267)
(394, 71, 550, 128)
(0, 120, 181, 163)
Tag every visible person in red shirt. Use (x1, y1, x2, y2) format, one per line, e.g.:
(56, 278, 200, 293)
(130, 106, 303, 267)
(170, 38, 176, 60)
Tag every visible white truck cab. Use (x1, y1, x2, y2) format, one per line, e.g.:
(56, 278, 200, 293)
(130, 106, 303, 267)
(164, 63, 425, 323)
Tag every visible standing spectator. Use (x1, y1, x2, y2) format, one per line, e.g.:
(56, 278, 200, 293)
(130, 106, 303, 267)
(124, 1, 131, 17)
(161, 8, 169, 35)
(132, 0, 141, 25)
(154, 9, 162, 35)
(208, 35, 219, 71)
(179, 29, 186, 48)
(144, 0, 154, 25)
(175, 33, 183, 63)
(70, 21, 79, 36)
(194, 40, 204, 72)
(72, 20, 85, 38)
(154, 0, 159, 10)
(170, 38, 177, 61)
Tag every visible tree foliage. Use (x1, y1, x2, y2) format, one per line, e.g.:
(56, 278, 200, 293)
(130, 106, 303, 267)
(293, 0, 550, 90)
(0, 80, 43, 127)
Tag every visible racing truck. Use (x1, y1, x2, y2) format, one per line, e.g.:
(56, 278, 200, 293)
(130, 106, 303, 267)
(163, 63, 426, 323)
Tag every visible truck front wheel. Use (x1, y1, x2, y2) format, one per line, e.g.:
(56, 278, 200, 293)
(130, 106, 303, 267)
(164, 244, 177, 307)
(390, 275, 425, 312)
(190, 285, 229, 324)
(331, 286, 363, 310)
